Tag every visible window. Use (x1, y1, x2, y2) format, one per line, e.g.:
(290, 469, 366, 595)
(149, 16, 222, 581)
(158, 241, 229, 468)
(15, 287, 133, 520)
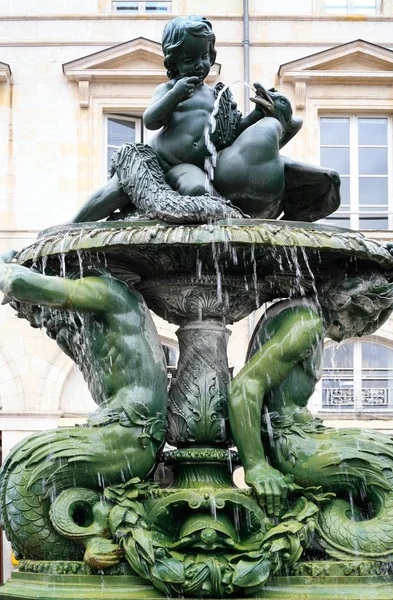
(105, 114, 142, 178)
(325, 0, 380, 14)
(321, 340, 393, 412)
(162, 342, 179, 390)
(112, 1, 171, 14)
(320, 116, 391, 229)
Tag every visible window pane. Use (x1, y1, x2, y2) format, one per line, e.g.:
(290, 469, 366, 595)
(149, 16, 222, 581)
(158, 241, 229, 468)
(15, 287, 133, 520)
(361, 342, 393, 369)
(326, 0, 348, 6)
(113, 1, 138, 11)
(354, 6, 377, 13)
(325, 0, 348, 12)
(359, 177, 388, 206)
(358, 118, 387, 146)
(355, 0, 376, 6)
(108, 118, 136, 147)
(325, 216, 351, 227)
(107, 147, 117, 173)
(320, 117, 350, 146)
(359, 147, 387, 175)
(324, 343, 354, 368)
(145, 2, 170, 11)
(354, 0, 377, 10)
(340, 176, 350, 204)
(321, 147, 350, 174)
(162, 344, 178, 366)
(359, 215, 388, 229)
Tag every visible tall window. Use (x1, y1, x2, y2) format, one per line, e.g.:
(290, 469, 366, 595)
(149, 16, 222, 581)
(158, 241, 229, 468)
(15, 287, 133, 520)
(320, 116, 391, 229)
(105, 114, 142, 179)
(162, 342, 179, 390)
(322, 340, 393, 412)
(325, 0, 380, 14)
(112, 1, 171, 14)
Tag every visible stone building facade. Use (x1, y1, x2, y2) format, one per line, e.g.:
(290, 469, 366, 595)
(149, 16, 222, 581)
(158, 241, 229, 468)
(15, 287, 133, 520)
(1, 0, 393, 581)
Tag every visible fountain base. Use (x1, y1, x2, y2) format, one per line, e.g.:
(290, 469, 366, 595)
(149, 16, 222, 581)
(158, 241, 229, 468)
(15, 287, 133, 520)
(1, 560, 392, 599)
(0, 563, 164, 599)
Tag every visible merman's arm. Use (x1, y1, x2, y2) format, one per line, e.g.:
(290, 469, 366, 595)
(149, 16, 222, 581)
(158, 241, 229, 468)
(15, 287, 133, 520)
(229, 305, 324, 515)
(0, 257, 128, 314)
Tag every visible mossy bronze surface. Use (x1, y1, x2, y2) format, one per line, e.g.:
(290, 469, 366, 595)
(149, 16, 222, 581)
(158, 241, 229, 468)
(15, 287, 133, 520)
(1, 220, 393, 598)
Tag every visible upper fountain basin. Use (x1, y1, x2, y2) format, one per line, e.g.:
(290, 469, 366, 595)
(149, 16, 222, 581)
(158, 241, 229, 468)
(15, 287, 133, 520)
(16, 219, 393, 325)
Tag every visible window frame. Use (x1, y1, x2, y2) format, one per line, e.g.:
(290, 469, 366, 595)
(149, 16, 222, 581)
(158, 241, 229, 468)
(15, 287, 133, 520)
(111, 1, 172, 14)
(319, 113, 393, 230)
(324, 0, 381, 14)
(104, 113, 142, 183)
(314, 337, 393, 414)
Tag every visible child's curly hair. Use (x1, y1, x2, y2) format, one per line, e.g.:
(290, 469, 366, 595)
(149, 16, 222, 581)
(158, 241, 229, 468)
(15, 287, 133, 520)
(161, 15, 217, 80)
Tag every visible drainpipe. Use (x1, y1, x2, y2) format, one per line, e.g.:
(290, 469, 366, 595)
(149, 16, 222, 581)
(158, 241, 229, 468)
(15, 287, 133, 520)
(242, 0, 250, 115)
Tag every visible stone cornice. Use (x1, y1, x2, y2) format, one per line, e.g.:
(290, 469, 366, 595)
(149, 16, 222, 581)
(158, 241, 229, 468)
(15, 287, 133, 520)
(279, 39, 393, 79)
(0, 61, 11, 82)
(278, 39, 393, 107)
(63, 37, 220, 107)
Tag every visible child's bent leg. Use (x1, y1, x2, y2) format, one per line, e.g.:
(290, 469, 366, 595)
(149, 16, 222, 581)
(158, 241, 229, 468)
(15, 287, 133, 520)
(70, 174, 129, 223)
(166, 163, 216, 197)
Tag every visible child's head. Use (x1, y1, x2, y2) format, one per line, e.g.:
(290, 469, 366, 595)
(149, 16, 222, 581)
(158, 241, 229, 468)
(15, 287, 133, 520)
(162, 15, 216, 80)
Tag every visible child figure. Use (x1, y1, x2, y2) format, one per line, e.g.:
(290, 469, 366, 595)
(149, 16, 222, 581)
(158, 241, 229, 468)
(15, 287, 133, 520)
(70, 16, 340, 224)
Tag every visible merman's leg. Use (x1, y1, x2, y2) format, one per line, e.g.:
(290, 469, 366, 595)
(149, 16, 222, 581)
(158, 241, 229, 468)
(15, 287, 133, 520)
(70, 174, 130, 223)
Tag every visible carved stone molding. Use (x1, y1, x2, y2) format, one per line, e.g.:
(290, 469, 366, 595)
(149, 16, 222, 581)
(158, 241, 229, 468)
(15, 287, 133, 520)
(63, 37, 221, 108)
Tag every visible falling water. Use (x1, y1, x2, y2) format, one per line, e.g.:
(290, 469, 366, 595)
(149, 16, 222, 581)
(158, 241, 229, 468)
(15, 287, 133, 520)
(209, 496, 217, 520)
(300, 247, 322, 312)
(250, 245, 260, 308)
(203, 80, 257, 194)
(233, 504, 241, 535)
(263, 405, 275, 449)
(77, 249, 84, 278)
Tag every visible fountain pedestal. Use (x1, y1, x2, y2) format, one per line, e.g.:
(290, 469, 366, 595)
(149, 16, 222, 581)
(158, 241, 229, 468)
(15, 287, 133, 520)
(2, 220, 393, 599)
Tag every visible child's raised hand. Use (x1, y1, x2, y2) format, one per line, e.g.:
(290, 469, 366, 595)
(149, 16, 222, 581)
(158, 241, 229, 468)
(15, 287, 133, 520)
(173, 76, 201, 102)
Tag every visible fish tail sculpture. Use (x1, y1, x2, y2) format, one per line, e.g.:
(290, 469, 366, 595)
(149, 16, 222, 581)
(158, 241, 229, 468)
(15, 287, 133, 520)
(0, 411, 164, 560)
(0, 430, 85, 559)
(265, 416, 393, 561)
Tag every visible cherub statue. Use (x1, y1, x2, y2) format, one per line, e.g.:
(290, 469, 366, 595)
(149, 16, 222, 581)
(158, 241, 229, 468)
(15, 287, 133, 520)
(70, 15, 340, 225)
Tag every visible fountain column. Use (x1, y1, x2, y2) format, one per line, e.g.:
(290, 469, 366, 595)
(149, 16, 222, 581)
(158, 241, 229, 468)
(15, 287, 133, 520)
(166, 320, 231, 447)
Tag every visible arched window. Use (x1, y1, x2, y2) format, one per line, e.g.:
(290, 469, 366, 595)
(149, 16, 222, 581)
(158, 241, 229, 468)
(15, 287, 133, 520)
(322, 338, 393, 412)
